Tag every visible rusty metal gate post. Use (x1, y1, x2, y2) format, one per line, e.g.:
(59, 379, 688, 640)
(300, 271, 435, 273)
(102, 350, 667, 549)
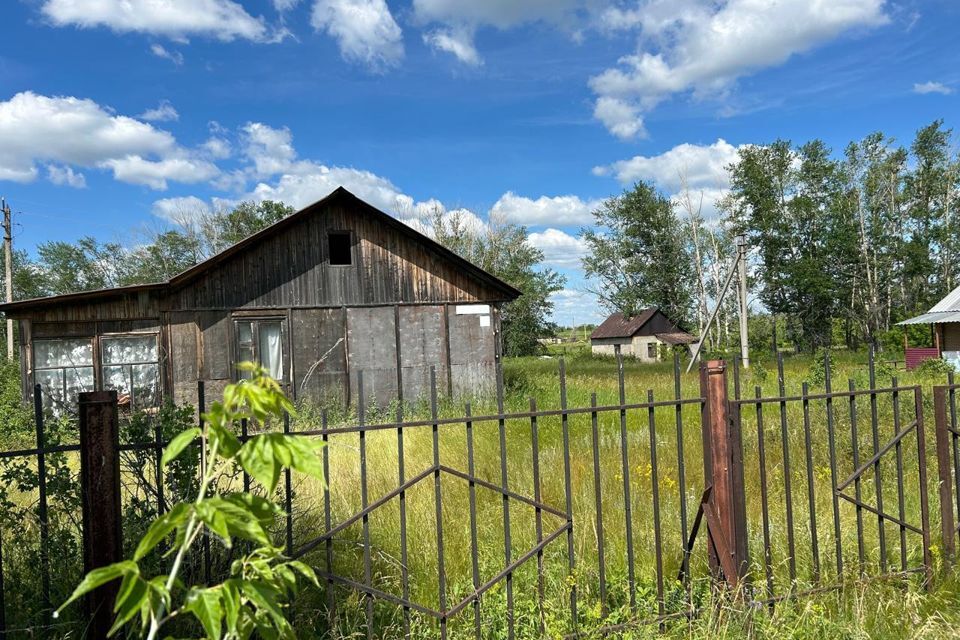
(79, 390, 123, 640)
(700, 360, 750, 588)
(934, 385, 956, 564)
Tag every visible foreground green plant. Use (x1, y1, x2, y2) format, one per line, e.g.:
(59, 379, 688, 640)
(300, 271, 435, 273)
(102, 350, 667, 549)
(56, 363, 325, 639)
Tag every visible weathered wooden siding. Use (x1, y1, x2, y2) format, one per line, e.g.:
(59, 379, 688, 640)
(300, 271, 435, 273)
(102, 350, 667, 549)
(167, 311, 199, 407)
(13, 291, 161, 323)
(346, 306, 399, 405)
(169, 203, 506, 310)
(398, 305, 447, 401)
(291, 308, 348, 405)
(447, 305, 496, 397)
(945, 323, 960, 351)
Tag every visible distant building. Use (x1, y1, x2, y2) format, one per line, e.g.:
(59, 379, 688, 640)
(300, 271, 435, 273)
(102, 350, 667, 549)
(590, 309, 697, 362)
(899, 284, 960, 370)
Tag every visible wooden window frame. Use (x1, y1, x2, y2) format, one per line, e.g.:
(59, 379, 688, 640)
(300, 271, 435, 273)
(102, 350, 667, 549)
(98, 331, 162, 409)
(232, 316, 289, 384)
(32, 336, 95, 411)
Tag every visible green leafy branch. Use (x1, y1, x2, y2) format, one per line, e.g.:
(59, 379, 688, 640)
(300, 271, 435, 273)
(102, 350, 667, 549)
(57, 363, 325, 639)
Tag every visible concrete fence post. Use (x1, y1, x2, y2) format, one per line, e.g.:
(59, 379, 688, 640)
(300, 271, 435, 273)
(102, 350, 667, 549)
(700, 360, 750, 588)
(79, 390, 122, 640)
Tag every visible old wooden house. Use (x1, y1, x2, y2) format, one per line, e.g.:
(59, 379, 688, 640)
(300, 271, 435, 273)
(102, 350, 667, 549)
(590, 309, 696, 362)
(0, 187, 520, 411)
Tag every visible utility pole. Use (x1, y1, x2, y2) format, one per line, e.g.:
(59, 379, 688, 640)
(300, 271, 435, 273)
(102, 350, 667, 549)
(737, 235, 750, 369)
(686, 236, 752, 373)
(1, 198, 11, 360)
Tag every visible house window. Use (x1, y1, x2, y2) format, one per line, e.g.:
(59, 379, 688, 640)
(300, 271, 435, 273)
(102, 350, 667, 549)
(34, 338, 95, 411)
(235, 319, 285, 381)
(328, 231, 352, 265)
(647, 342, 657, 359)
(101, 334, 160, 409)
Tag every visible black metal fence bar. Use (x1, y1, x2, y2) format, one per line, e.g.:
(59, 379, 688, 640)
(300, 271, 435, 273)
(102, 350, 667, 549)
(559, 359, 578, 634)
(589, 392, 607, 617)
(849, 380, 866, 574)
(464, 402, 481, 640)
(777, 354, 797, 584)
(648, 389, 665, 622)
(32, 385, 51, 616)
(824, 356, 843, 577)
(357, 372, 374, 640)
(615, 347, 636, 610)
(495, 362, 514, 640)
(397, 403, 411, 639)
(753, 385, 774, 601)
(801, 382, 820, 584)
(869, 348, 888, 573)
(430, 368, 448, 640)
(891, 380, 907, 571)
(529, 396, 545, 634)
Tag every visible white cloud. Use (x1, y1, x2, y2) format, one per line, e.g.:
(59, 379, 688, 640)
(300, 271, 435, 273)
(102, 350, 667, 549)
(46, 164, 86, 188)
(593, 96, 645, 140)
(102, 156, 220, 190)
(201, 137, 232, 160)
(0, 91, 174, 183)
(41, 0, 270, 41)
(491, 192, 600, 226)
(913, 81, 953, 95)
(0, 91, 221, 190)
(140, 100, 179, 122)
(423, 27, 481, 65)
(150, 43, 184, 65)
(527, 228, 588, 268)
(595, 139, 742, 193)
(596, 139, 751, 220)
(241, 122, 297, 177)
(412, 0, 585, 64)
(589, 0, 888, 139)
(246, 164, 412, 212)
(311, 0, 404, 70)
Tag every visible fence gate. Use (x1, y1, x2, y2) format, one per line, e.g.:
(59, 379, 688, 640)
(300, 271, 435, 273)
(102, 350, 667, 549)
(730, 354, 933, 605)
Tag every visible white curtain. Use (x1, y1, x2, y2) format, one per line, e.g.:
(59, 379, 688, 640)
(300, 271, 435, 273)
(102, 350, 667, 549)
(260, 323, 284, 380)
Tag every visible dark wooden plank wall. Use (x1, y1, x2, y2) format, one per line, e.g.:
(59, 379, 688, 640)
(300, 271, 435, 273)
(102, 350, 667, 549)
(168, 203, 506, 310)
(14, 291, 161, 323)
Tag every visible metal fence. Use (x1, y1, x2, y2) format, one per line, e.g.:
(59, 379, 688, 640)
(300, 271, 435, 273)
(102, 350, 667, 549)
(0, 353, 953, 638)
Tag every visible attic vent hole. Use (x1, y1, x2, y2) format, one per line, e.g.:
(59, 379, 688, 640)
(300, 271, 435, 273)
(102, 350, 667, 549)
(328, 231, 352, 265)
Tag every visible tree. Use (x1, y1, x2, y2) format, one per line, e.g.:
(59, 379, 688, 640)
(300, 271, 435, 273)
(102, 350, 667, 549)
(33, 236, 129, 295)
(580, 181, 693, 325)
(201, 200, 294, 255)
(430, 208, 565, 356)
(724, 140, 854, 351)
(124, 230, 205, 283)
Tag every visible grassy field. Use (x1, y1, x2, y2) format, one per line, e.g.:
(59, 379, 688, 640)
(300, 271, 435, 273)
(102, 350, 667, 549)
(282, 348, 959, 639)
(1, 348, 958, 638)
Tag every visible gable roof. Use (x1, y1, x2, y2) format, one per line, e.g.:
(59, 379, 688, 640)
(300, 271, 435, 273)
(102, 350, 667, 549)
(590, 309, 660, 340)
(0, 187, 521, 313)
(898, 283, 960, 325)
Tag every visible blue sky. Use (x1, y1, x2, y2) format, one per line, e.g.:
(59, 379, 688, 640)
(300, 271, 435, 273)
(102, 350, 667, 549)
(0, 0, 957, 323)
